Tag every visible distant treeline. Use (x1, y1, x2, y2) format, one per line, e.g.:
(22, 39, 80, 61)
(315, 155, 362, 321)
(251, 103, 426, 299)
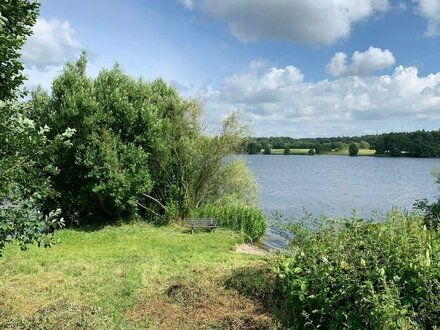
(248, 129, 440, 157)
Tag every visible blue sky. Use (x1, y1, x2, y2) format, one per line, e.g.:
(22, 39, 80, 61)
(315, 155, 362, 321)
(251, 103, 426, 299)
(23, 0, 440, 137)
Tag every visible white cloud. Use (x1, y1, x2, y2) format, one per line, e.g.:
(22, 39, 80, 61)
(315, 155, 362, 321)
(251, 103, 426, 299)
(414, 0, 440, 36)
(326, 46, 396, 77)
(197, 59, 440, 136)
(182, 0, 390, 45)
(22, 18, 82, 71)
(179, 0, 194, 9)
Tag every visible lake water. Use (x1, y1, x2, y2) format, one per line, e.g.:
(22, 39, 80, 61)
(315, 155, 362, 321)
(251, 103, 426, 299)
(246, 154, 440, 220)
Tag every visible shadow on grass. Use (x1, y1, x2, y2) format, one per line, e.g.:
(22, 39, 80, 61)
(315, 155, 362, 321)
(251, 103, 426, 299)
(70, 216, 168, 233)
(224, 266, 289, 329)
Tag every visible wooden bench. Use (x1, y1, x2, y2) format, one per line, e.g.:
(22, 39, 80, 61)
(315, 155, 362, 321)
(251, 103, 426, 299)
(186, 218, 218, 234)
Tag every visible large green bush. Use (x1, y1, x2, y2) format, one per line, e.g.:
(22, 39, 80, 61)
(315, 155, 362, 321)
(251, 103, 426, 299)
(273, 211, 440, 329)
(30, 54, 258, 225)
(191, 202, 267, 242)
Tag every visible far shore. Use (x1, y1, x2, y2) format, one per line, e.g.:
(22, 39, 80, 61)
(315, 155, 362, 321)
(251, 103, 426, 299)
(254, 148, 378, 156)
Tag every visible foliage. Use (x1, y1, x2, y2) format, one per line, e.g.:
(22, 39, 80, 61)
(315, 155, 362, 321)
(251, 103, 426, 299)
(263, 146, 271, 155)
(414, 168, 440, 229)
(307, 148, 315, 155)
(0, 0, 70, 255)
(250, 129, 440, 158)
(413, 199, 440, 229)
(283, 146, 290, 155)
(0, 0, 39, 101)
(31, 55, 259, 225)
(191, 201, 267, 242)
(181, 111, 254, 209)
(273, 211, 440, 329)
(211, 158, 260, 205)
(247, 141, 260, 154)
(358, 140, 370, 149)
(30, 56, 154, 223)
(348, 142, 359, 156)
(0, 102, 73, 255)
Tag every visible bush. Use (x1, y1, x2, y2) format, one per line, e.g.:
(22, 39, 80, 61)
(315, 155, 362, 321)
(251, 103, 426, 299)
(273, 211, 440, 329)
(191, 202, 267, 243)
(414, 199, 440, 229)
(31, 55, 256, 225)
(307, 148, 315, 155)
(349, 142, 359, 156)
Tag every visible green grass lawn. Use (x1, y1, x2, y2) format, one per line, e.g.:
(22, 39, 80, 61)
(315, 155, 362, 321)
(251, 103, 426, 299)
(0, 223, 273, 329)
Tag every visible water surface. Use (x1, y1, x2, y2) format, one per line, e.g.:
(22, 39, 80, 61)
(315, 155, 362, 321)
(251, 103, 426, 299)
(246, 155, 440, 219)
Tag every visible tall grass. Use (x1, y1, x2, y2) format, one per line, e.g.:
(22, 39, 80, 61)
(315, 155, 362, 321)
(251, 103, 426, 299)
(191, 202, 267, 243)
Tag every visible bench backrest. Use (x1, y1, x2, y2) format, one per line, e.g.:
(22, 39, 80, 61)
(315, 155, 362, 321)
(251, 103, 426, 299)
(186, 218, 218, 227)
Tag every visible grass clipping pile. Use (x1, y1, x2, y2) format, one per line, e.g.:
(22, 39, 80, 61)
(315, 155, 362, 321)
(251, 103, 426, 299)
(0, 300, 113, 329)
(125, 279, 278, 329)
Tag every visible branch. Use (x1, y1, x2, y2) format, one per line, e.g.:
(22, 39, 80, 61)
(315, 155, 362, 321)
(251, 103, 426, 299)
(137, 201, 160, 217)
(141, 193, 167, 210)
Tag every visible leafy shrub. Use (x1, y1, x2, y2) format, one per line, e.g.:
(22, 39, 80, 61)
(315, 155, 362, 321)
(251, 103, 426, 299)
(273, 211, 440, 329)
(191, 202, 267, 242)
(414, 199, 440, 229)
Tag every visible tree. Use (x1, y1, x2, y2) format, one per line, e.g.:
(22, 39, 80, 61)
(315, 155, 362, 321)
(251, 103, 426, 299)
(314, 144, 323, 154)
(32, 56, 258, 224)
(333, 142, 344, 151)
(349, 143, 359, 156)
(359, 140, 370, 149)
(0, 0, 39, 101)
(247, 142, 260, 154)
(32, 58, 157, 222)
(263, 146, 271, 155)
(284, 146, 290, 155)
(308, 148, 315, 155)
(1, 1, 69, 255)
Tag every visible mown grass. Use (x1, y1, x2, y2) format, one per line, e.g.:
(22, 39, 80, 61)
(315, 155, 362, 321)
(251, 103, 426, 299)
(269, 148, 376, 156)
(0, 222, 276, 329)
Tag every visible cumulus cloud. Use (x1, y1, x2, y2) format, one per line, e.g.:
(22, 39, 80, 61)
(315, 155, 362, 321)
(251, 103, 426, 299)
(326, 46, 396, 77)
(181, 0, 390, 44)
(198, 59, 440, 136)
(22, 18, 82, 71)
(414, 0, 440, 36)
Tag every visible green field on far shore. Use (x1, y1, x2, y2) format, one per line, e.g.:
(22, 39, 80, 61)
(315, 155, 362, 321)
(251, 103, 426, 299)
(267, 148, 376, 156)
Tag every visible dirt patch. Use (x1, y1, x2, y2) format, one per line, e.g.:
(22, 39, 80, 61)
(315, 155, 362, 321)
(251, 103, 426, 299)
(235, 244, 269, 256)
(125, 281, 279, 330)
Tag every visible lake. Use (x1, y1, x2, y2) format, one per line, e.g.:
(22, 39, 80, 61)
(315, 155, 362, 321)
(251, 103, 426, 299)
(246, 154, 440, 220)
